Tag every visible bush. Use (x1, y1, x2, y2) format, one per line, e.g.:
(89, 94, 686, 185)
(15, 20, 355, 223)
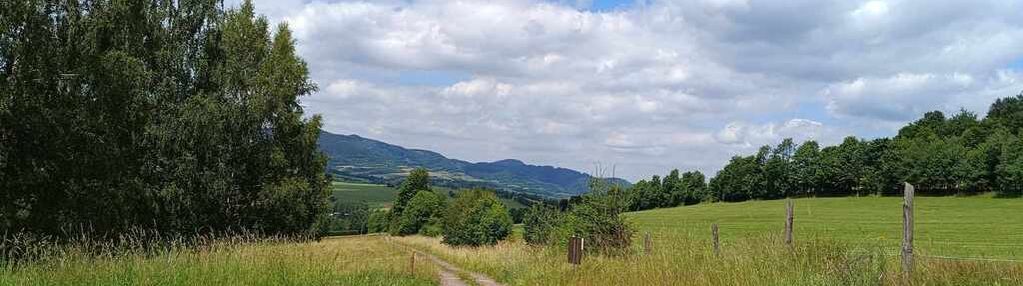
(561, 180, 634, 255)
(522, 205, 564, 245)
(393, 191, 444, 235)
(441, 189, 512, 246)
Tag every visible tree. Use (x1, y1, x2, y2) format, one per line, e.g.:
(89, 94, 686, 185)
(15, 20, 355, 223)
(791, 140, 821, 197)
(394, 191, 445, 236)
(393, 168, 431, 216)
(0, 0, 329, 239)
(662, 169, 683, 207)
(710, 155, 760, 202)
(987, 94, 1023, 134)
(441, 189, 513, 246)
(680, 171, 707, 205)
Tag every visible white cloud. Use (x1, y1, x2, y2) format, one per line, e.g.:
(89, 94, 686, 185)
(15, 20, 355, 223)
(244, 0, 1023, 180)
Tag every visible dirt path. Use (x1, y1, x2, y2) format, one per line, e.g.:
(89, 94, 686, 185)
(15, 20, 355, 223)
(384, 237, 503, 286)
(413, 250, 504, 286)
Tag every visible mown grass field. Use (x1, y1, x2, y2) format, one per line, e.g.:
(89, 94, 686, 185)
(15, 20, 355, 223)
(330, 181, 526, 209)
(627, 195, 1023, 259)
(0, 236, 436, 286)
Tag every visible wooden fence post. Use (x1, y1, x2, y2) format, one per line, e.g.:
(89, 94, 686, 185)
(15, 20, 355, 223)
(902, 182, 914, 280)
(785, 199, 794, 246)
(568, 235, 583, 266)
(712, 223, 720, 256)
(410, 251, 416, 275)
(644, 232, 652, 255)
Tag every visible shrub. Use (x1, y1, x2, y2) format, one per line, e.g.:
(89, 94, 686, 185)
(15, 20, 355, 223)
(441, 189, 512, 246)
(522, 205, 564, 245)
(560, 180, 634, 255)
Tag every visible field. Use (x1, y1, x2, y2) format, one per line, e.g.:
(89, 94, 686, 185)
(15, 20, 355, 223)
(330, 181, 526, 209)
(6, 196, 1022, 285)
(0, 236, 436, 286)
(388, 196, 1023, 285)
(628, 194, 1023, 259)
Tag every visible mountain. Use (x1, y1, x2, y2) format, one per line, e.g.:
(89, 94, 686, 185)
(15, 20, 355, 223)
(317, 131, 629, 198)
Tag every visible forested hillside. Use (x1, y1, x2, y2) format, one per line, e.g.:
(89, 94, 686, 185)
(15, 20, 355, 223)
(318, 131, 629, 198)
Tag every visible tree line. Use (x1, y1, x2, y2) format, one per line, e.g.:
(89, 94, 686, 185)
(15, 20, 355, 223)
(1, 1, 329, 240)
(627, 94, 1023, 212)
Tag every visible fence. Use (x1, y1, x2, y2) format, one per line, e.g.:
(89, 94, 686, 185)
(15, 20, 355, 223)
(567, 182, 1023, 270)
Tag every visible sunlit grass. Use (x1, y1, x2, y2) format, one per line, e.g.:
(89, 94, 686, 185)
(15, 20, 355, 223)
(0, 235, 437, 286)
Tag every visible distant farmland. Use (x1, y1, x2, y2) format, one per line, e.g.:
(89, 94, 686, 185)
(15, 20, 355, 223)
(330, 181, 527, 209)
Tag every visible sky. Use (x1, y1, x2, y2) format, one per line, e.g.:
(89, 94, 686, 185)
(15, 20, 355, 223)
(236, 0, 1023, 181)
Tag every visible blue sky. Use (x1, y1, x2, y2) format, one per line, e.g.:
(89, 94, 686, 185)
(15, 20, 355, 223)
(252, 0, 1023, 180)
(585, 0, 634, 11)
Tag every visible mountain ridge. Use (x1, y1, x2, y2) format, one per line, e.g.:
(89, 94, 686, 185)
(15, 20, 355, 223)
(317, 131, 629, 198)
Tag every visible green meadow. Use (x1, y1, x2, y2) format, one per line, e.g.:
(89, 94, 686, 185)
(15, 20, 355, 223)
(627, 195, 1023, 259)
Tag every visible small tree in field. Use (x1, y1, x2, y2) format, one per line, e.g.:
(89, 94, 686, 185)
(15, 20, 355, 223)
(561, 178, 634, 255)
(441, 189, 512, 246)
(394, 191, 445, 235)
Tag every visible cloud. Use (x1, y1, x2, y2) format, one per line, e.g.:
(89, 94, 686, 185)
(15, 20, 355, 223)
(245, 0, 1023, 180)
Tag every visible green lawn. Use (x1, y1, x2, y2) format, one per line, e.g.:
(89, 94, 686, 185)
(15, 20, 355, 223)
(627, 195, 1023, 259)
(330, 181, 527, 209)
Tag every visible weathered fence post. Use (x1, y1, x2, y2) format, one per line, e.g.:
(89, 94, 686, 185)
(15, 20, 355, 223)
(902, 182, 914, 280)
(644, 232, 652, 255)
(410, 251, 416, 275)
(712, 223, 720, 256)
(785, 199, 794, 247)
(568, 235, 583, 266)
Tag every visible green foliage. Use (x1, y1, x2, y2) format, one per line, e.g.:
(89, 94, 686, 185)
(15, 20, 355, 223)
(441, 189, 513, 246)
(366, 210, 390, 233)
(394, 191, 445, 236)
(0, 0, 328, 239)
(558, 179, 634, 254)
(392, 168, 431, 217)
(522, 205, 564, 245)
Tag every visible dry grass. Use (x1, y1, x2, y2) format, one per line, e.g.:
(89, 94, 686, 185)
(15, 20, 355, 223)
(0, 235, 437, 286)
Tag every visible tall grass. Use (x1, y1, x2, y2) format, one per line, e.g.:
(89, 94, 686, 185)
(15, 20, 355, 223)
(0, 235, 437, 286)
(393, 233, 1023, 285)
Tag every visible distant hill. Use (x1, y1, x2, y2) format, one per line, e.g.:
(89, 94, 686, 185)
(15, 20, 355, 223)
(318, 131, 629, 198)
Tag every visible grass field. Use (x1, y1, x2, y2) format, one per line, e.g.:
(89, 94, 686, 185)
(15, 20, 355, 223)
(6, 196, 1021, 285)
(0, 236, 436, 286)
(331, 182, 400, 209)
(330, 181, 527, 209)
(627, 195, 1023, 259)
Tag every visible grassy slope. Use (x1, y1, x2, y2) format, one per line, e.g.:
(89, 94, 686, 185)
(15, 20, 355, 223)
(0, 236, 436, 286)
(331, 181, 527, 209)
(627, 195, 1023, 259)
